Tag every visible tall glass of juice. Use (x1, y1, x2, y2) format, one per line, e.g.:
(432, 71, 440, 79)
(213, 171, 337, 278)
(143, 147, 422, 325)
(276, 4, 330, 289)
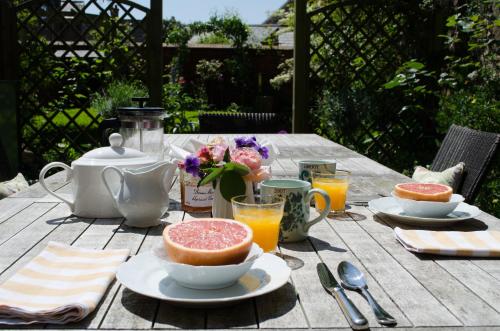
(231, 195, 285, 252)
(312, 171, 351, 214)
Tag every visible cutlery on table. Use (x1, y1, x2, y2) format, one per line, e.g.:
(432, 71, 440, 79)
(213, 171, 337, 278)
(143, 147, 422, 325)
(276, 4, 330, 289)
(317, 263, 369, 330)
(338, 261, 397, 326)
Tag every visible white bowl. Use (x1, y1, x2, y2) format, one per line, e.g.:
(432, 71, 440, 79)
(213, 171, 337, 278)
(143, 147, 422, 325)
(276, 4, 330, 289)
(152, 243, 263, 290)
(391, 192, 465, 218)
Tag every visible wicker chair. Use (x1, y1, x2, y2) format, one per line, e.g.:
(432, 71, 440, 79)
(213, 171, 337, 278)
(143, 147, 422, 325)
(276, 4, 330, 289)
(431, 124, 499, 203)
(198, 112, 284, 133)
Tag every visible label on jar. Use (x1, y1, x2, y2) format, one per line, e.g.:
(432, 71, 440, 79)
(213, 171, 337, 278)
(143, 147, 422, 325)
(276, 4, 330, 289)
(184, 185, 214, 207)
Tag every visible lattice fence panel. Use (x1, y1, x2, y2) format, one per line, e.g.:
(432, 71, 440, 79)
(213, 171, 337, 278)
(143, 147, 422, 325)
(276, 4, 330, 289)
(15, 0, 150, 177)
(307, 0, 434, 170)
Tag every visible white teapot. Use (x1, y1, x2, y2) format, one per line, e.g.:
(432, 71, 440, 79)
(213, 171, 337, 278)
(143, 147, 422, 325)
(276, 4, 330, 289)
(39, 133, 158, 218)
(101, 161, 177, 228)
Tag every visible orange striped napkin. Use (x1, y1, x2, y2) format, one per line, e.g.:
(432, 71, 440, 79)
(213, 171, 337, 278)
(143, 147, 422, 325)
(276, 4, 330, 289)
(395, 227, 500, 257)
(0, 241, 129, 325)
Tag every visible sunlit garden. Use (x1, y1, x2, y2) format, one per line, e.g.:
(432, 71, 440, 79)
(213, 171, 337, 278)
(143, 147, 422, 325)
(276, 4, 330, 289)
(0, 0, 499, 329)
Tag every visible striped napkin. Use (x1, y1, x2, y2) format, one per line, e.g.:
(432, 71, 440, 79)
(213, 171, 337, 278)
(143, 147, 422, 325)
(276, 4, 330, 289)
(0, 241, 129, 325)
(395, 227, 500, 257)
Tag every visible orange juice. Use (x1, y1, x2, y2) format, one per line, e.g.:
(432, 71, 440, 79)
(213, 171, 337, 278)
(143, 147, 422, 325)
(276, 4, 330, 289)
(313, 178, 349, 212)
(233, 208, 282, 252)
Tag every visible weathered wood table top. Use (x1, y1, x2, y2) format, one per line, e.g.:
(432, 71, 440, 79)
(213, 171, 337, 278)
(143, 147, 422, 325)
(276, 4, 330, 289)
(2, 134, 500, 330)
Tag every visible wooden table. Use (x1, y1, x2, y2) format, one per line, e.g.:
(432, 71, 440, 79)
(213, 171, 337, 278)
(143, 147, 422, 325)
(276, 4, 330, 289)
(2, 134, 500, 330)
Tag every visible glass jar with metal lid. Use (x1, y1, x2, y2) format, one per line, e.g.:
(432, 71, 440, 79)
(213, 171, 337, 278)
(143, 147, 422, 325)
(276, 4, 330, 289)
(117, 97, 166, 160)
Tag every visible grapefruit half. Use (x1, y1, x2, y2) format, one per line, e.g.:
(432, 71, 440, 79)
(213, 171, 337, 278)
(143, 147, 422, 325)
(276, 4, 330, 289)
(163, 218, 253, 266)
(394, 183, 452, 202)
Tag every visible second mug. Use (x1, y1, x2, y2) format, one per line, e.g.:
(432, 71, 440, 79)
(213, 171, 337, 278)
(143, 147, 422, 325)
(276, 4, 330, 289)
(261, 179, 331, 242)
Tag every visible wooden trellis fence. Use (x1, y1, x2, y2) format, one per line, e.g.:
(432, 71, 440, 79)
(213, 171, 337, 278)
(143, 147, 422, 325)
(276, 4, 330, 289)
(0, 0, 162, 178)
(293, 0, 438, 170)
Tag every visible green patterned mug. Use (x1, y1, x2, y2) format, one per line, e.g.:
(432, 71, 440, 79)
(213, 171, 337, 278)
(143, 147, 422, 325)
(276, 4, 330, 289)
(261, 179, 331, 242)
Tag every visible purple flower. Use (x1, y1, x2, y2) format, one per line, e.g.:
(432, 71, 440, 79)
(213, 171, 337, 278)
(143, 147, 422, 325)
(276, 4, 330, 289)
(235, 136, 257, 149)
(235, 136, 269, 159)
(185, 155, 200, 177)
(258, 145, 269, 159)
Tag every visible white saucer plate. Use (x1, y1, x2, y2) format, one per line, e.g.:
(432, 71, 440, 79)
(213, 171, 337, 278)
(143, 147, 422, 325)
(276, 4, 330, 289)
(116, 252, 291, 307)
(368, 197, 481, 227)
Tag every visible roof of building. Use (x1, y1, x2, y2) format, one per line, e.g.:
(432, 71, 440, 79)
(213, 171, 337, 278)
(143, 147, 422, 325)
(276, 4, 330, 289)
(189, 24, 293, 49)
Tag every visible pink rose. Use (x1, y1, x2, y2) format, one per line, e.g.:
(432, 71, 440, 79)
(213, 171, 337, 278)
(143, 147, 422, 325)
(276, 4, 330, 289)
(196, 146, 212, 163)
(211, 144, 228, 163)
(244, 166, 271, 182)
(231, 148, 262, 170)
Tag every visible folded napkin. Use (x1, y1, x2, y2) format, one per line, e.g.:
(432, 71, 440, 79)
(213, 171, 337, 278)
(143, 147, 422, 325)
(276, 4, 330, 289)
(395, 227, 500, 257)
(0, 241, 129, 325)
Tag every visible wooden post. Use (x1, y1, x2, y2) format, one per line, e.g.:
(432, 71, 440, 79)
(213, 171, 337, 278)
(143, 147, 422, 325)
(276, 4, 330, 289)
(292, 0, 309, 133)
(0, 0, 19, 178)
(148, 0, 163, 106)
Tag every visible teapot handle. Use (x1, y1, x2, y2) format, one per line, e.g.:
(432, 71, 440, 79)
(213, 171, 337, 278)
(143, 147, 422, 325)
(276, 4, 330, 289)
(101, 166, 124, 205)
(39, 162, 75, 211)
(304, 188, 331, 232)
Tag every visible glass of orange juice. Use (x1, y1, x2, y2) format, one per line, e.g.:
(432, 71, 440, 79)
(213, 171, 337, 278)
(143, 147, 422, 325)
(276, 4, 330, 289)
(312, 171, 351, 214)
(231, 195, 285, 252)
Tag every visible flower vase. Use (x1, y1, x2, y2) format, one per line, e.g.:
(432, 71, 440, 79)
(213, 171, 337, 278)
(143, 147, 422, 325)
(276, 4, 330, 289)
(212, 179, 254, 219)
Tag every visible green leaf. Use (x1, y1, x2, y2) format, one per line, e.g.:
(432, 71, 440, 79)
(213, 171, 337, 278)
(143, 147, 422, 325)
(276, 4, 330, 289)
(227, 162, 250, 175)
(219, 170, 246, 201)
(405, 61, 425, 70)
(224, 162, 249, 175)
(223, 148, 230, 162)
(383, 79, 402, 89)
(446, 15, 458, 27)
(198, 167, 223, 186)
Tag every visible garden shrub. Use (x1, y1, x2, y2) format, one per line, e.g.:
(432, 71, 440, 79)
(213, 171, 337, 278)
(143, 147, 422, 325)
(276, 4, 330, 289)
(274, 0, 498, 215)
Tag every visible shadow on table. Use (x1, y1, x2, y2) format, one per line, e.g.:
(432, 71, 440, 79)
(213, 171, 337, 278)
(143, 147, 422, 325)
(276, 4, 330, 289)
(371, 212, 488, 231)
(255, 282, 301, 324)
(281, 237, 347, 253)
(45, 215, 95, 226)
(120, 285, 300, 328)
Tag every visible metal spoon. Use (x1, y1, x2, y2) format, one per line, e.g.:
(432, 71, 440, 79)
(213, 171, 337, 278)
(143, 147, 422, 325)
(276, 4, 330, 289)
(338, 261, 397, 326)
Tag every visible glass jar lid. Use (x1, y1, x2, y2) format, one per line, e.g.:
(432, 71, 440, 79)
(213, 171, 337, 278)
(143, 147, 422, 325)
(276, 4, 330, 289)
(117, 96, 165, 117)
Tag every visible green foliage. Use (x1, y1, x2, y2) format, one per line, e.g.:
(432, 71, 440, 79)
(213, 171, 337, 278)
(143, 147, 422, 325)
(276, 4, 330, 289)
(195, 59, 224, 82)
(16, 9, 151, 178)
(162, 13, 252, 106)
(277, 0, 498, 215)
(162, 81, 203, 133)
(383, 60, 434, 95)
(90, 81, 148, 119)
(270, 58, 294, 90)
(198, 33, 231, 45)
(383, 1, 499, 215)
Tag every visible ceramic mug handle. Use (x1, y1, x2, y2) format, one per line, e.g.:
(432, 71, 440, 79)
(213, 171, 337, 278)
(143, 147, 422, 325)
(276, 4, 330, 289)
(101, 166, 124, 205)
(304, 188, 331, 232)
(39, 162, 75, 211)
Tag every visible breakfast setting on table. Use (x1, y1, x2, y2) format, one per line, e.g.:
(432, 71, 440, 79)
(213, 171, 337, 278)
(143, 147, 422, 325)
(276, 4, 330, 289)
(0, 133, 498, 329)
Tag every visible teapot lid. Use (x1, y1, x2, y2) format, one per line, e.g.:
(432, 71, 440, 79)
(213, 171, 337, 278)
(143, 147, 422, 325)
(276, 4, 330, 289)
(76, 133, 154, 164)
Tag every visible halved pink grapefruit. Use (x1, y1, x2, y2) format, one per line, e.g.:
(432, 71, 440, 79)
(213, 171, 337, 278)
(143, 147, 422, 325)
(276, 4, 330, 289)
(163, 218, 253, 266)
(394, 183, 452, 202)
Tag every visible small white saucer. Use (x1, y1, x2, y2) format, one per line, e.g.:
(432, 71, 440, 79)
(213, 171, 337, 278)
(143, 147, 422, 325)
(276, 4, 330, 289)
(116, 251, 291, 307)
(368, 197, 481, 227)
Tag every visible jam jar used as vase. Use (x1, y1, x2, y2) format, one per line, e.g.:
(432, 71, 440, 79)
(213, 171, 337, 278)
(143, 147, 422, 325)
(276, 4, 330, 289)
(180, 169, 214, 213)
(212, 178, 254, 219)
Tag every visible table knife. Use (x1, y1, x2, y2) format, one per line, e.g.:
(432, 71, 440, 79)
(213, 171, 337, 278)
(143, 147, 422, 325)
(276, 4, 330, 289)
(317, 263, 369, 330)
